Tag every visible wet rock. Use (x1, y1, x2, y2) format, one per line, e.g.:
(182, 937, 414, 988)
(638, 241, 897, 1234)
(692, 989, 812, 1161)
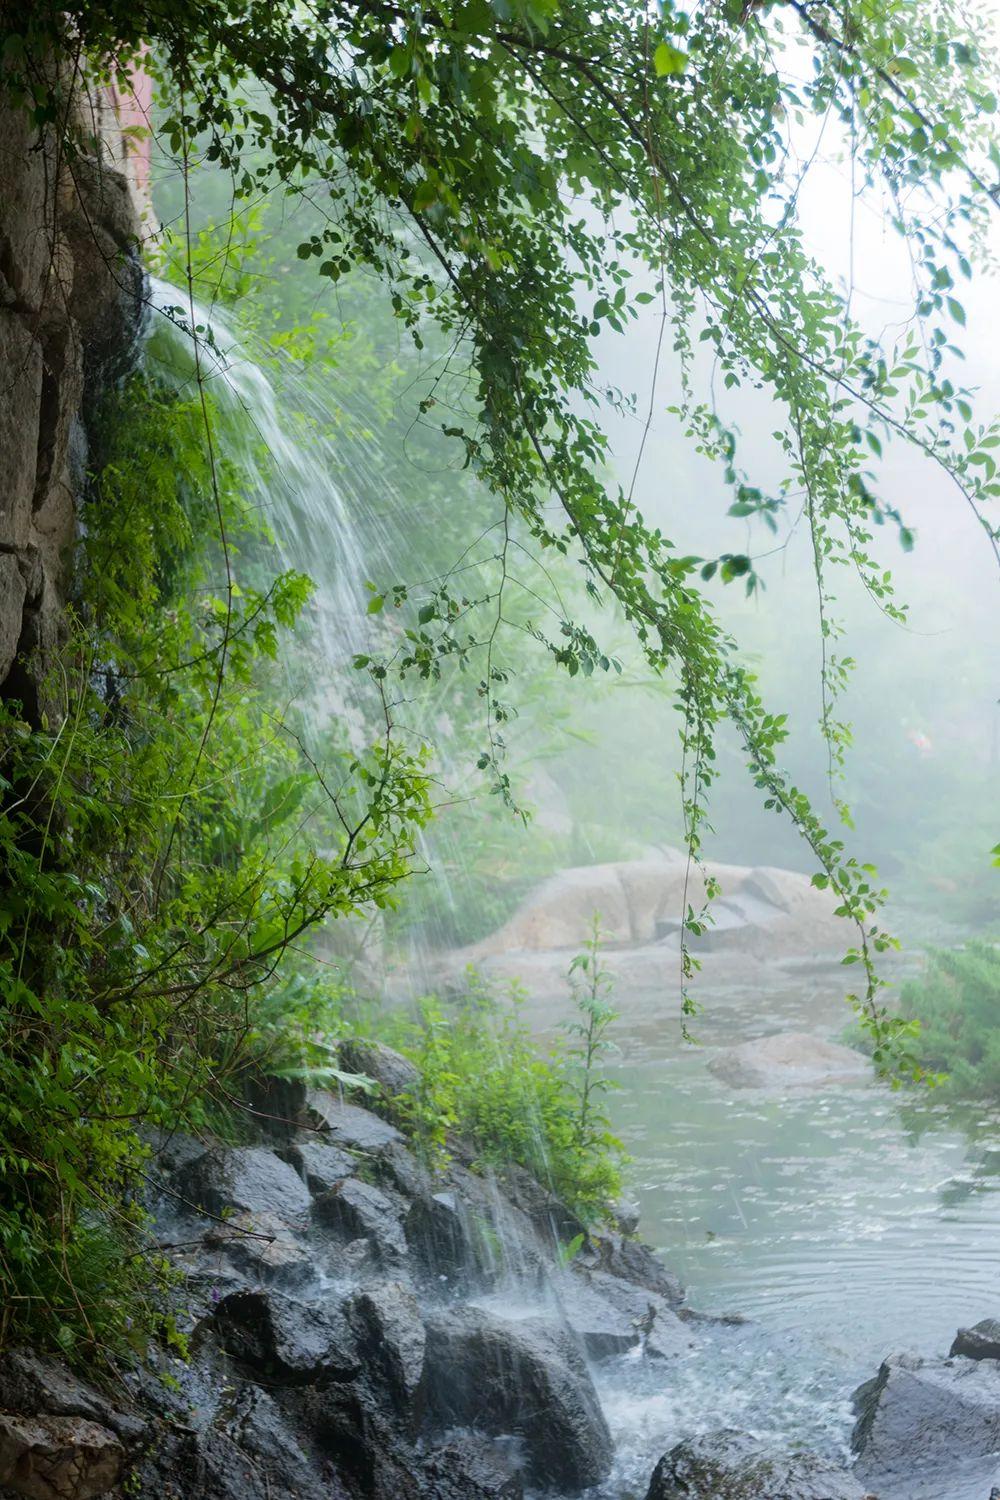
(853, 1351, 1000, 1484)
(709, 1031, 869, 1090)
(645, 1428, 867, 1499)
(645, 1307, 698, 1361)
(135, 1376, 345, 1500)
(338, 1038, 420, 1100)
(952, 1319, 1000, 1362)
(424, 1306, 612, 1493)
(372, 1139, 433, 1199)
(612, 1196, 641, 1236)
(0, 1350, 146, 1444)
(349, 1282, 426, 1423)
(314, 1177, 408, 1263)
(420, 1436, 523, 1499)
(498, 1163, 587, 1246)
(209, 1208, 316, 1290)
(281, 1140, 356, 1196)
(0, 1412, 124, 1500)
(299, 1093, 404, 1151)
(584, 1230, 684, 1305)
(176, 1147, 311, 1224)
(205, 1287, 359, 1385)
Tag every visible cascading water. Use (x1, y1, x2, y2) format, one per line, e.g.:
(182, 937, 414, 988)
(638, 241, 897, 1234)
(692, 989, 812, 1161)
(145, 276, 523, 988)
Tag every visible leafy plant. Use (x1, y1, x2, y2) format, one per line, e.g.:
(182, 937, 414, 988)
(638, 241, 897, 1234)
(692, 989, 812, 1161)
(382, 962, 626, 1222)
(897, 943, 1000, 1098)
(0, 370, 430, 1359)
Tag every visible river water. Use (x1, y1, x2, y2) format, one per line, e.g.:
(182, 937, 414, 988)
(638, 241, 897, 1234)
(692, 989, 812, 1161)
(568, 957, 1000, 1495)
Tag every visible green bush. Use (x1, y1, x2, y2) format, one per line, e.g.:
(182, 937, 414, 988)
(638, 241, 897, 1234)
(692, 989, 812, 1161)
(0, 369, 429, 1360)
(899, 943, 1000, 1099)
(380, 955, 626, 1225)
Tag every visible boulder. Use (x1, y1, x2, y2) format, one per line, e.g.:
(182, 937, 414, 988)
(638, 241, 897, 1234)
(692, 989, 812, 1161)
(709, 1031, 869, 1090)
(853, 1351, 1000, 1482)
(281, 1140, 356, 1196)
(584, 1230, 684, 1305)
(420, 1436, 523, 1499)
(0, 1350, 146, 1443)
(206, 1287, 359, 1385)
(314, 1178, 408, 1263)
(645, 1429, 867, 1499)
(207, 1208, 317, 1290)
(176, 1146, 311, 1223)
(298, 1094, 404, 1151)
(349, 1282, 426, 1423)
(437, 854, 845, 997)
(0, 1412, 124, 1500)
(498, 1163, 587, 1247)
(952, 1319, 1000, 1362)
(338, 1038, 420, 1100)
(423, 1306, 612, 1493)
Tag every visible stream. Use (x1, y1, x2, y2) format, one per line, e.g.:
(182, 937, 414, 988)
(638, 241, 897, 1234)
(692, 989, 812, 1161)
(568, 958, 1000, 1495)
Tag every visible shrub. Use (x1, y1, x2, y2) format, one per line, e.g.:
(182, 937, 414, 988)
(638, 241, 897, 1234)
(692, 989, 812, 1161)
(382, 954, 626, 1224)
(899, 943, 1000, 1099)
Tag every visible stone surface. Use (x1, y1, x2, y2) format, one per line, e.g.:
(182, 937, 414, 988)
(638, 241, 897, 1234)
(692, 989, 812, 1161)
(0, 1412, 124, 1500)
(583, 1229, 685, 1305)
(437, 853, 845, 997)
(349, 1282, 426, 1422)
(0, 1351, 145, 1444)
(282, 1140, 356, 1196)
(314, 1177, 408, 1262)
(951, 1318, 1000, 1362)
(645, 1429, 867, 1499)
(424, 1306, 613, 1493)
(419, 1437, 522, 1499)
(0, 88, 143, 724)
(708, 1031, 870, 1090)
(853, 1350, 1000, 1484)
(338, 1038, 420, 1100)
(176, 1146, 312, 1224)
(299, 1093, 404, 1150)
(205, 1287, 358, 1384)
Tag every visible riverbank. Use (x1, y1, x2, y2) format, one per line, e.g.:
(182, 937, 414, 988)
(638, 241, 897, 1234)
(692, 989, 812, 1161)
(3, 1040, 1000, 1499)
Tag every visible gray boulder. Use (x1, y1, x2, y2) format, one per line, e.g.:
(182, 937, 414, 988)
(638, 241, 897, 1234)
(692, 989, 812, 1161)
(281, 1140, 356, 1195)
(853, 1351, 1000, 1483)
(176, 1146, 311, 1223)
(424, 1306, 612, 1493)
(349, 1281, 426, 1424)
(338, 1038, 421, 1100)
(0, 1412, 124, 1500)
(709, 1032, 869, 1090)
(314, 1177, 408, 1263)
(952, 1320, 1000, 1362)
(645, 1429, 867, 1499)
(420, 1436, 523, 1499)
(584, 1230, 684, 1305)
(206, 1287, 359, 1385)
(299, 1093, 404, 1150)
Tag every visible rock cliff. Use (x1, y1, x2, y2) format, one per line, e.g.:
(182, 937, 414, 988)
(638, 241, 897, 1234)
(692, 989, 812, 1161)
(0, 71, 144, 723)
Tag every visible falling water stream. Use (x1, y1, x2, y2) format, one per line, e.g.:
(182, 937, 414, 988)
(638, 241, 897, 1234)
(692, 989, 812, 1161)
(144, 285, 1000, 1498)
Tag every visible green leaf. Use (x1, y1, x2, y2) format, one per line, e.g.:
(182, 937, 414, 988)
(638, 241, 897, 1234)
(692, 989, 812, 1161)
(653, 41, 687, 77)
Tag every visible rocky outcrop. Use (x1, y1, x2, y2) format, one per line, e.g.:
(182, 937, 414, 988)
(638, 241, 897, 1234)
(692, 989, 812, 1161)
(644, 1429, 866, 1499)
(423, 1306, 613, 1491)
(0, 76, 144, 723)
(436, 853, 845, 998)
(708, 1031, 870, 1090)
(0, 1084, 691, 1500)
(0, 1412, 124, 1500)
(853, 1348, 1000, 1491)
(952, 1319, 1000, 1362)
